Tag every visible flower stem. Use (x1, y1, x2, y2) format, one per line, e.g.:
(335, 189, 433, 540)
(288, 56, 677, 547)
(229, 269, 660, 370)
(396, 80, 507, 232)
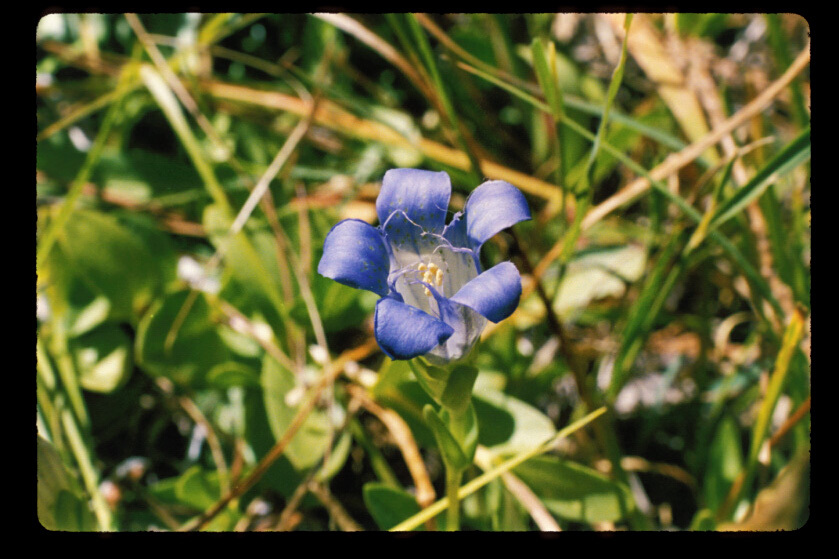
(445, 466, 463, 531)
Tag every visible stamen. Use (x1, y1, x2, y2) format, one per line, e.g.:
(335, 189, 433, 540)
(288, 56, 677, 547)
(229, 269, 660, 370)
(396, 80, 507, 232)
(417, 262, 444, 296)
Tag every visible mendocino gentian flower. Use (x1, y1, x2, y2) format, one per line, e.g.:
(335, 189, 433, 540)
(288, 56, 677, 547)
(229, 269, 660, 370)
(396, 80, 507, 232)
(318, 169, 530, 364)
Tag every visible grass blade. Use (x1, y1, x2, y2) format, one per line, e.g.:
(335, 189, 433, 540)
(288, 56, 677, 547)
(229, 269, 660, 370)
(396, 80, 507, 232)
(710, 128, 811, 229)
(389, 406, 607, 531)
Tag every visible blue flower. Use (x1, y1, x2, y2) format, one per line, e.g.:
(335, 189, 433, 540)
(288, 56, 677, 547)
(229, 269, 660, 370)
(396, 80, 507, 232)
(318, 169, 531, 364)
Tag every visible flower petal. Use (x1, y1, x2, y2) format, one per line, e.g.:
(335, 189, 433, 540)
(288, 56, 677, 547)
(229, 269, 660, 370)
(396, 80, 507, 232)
(449, 261, 522, 323)
(463, 180, 531, 251)
(424, 286, 487, 364)
(442, 212, 482, 272)
(374, 296, 454, 360)
(376, 169, 451, 234)
(317, 219, 390, 297)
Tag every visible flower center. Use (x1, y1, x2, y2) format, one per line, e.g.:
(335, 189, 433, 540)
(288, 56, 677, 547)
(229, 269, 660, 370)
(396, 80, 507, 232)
(417, 262, 444, 296)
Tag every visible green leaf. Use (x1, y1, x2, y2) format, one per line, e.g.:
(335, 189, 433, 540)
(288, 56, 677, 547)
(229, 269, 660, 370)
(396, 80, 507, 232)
(710, 128, 810, 229)
(241, 388, 308, 498)
(423, 404, 470, 471)
(203, 203, 289, 328)
(514, 455, 634, 524)
(261, 355, 332, 470)
(441, 402, 479, 466)
(551, 244, 647, 321)
(689, 508, 717, 531)
(46, 209, 162, 322)
(372, 360, 436, 447)
(37, 436, 92, 531)
(408, 358, 449, 404)
(317, 430, 353, 482)
(135, 289, 229, 387)
(462, 477, 502, 531)
(56, 276, 111, 338)
(472, 386, 556, 457)
(206, 361, 261, 389)
(37, 141, 208, 205)
(53, 490, 97, 531)
(363, 482, 424, 531)
(440, 363, 479, 414)
(175, 465, 222, 511)
(530, 37, 563, 120)
(703, 415, 744, 511)
(294, 272, 372, 333)
(409, 359, 479, 414)
(70, 323, 132, 393)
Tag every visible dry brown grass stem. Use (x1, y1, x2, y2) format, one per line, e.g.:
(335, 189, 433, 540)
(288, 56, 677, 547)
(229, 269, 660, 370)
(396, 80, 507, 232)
(345, 384, 437, 518)
(125, 13, 232, 161)
(154, 377, 230, 492)
(313, 13, 437, 104)
(580, 41, 809, 233)
(202, 80, 559, 200)
(690, 40, 797, 327)
(274, 469, 317, 531)
(217, 300, 297, 373)
(768, 396, 810, 449)
(510, 41, 809, 333)
(308, 481, 365, 531)
(177, 339, 377, 532)
(177, 396, 230, 492)
(474, 446, 561, 531)
(595, 456, 696, 490)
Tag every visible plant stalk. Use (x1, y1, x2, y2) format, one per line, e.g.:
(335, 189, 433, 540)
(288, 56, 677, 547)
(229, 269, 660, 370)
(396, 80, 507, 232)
(445, 466, 463, 531)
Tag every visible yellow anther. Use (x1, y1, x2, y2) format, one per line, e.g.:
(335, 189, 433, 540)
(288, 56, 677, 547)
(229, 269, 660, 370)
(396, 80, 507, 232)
(417, 261, 443, 296)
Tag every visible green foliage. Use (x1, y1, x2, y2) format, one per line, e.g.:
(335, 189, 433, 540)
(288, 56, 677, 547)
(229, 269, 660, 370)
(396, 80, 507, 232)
(261, 356, 332, 470)
(135, 289, 229, 387)
(363, 482, 424, 531)
(37, 436, 97, 531)
(514, 455, 634, 523)
(36, 13, 810, 532)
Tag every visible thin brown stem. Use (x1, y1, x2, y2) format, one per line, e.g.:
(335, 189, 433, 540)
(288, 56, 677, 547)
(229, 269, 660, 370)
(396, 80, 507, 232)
(274, 469, 319, 531)
(177, 340, 377, 532)
(308, 481, 364, 531)
(768, 396, 810, 449)
(580, 42, 810, 232)
(346, 384, 437, 520)
(524, 42, 810, 291)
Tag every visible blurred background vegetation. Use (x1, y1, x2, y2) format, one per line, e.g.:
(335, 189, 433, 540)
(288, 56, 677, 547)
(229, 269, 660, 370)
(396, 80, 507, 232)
(36, 13, 810, 531)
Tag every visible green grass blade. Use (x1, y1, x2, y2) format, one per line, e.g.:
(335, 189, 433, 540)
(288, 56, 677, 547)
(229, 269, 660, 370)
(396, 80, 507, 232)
(530, 37, 564, 120)
(530, 36, 567, 200)
(389, 406, 607, 531)
(710, 127, 810, 229)
(139, 64, 233, 216)
(579, 13, 633, 193)
(405, 14, 482, 182)
(608, 232, 686, 400)
(766, 14, 810, 129)
(461, 43, 786, 324)
(456, 59, 701, 164)
(725, 309, 806, 518)
(37, 51, 139, 270)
